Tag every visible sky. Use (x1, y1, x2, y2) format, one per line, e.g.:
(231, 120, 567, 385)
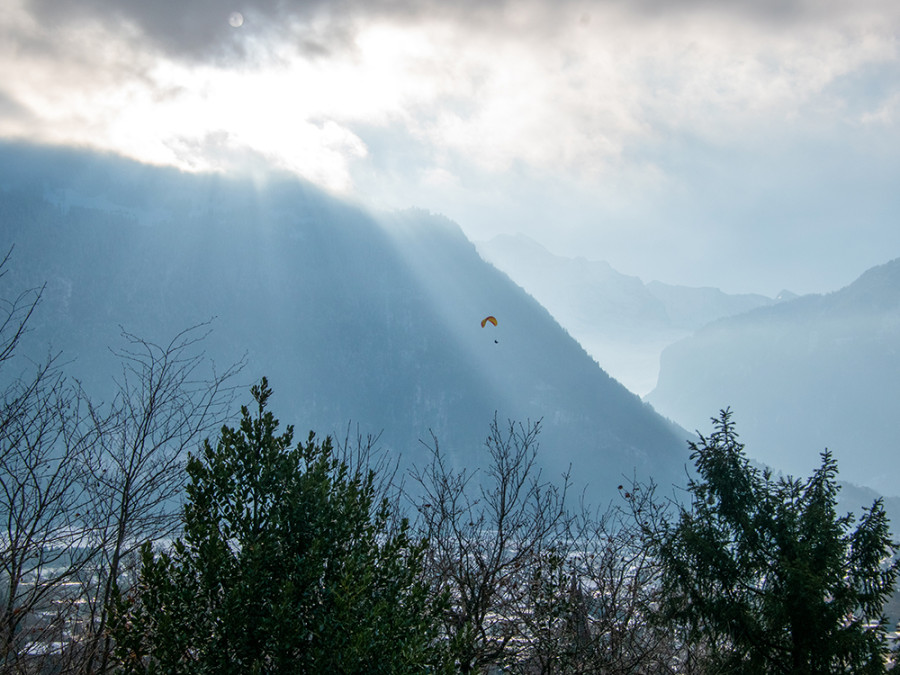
(2, 0, 900, 296)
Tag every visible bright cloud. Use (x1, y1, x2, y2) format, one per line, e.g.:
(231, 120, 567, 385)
(2, 0, 900, 293)
(3, 1, 898, 184)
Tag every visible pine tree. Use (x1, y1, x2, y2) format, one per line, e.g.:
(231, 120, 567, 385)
(110, 378, 445, 674)
(654, 409, 898, 674)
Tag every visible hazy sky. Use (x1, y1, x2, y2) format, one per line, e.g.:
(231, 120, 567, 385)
(3, 0, 900, 295)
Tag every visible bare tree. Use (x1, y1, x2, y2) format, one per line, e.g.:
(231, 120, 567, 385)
(0, 250, 40, 371)
(410, 416, 572, 674)
(0, 371, 100, 673)
(0, 250, 243, 673)
(0, 251, 101, 673)
(483, 478, 683, 675)
(410, 409, 695, 675)
(559, 480, 684, 674)
(78, 326, 243, 674)
(502, 475, 701, 675)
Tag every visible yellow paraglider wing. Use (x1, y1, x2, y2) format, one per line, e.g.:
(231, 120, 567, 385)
(481, 315, 498, 328)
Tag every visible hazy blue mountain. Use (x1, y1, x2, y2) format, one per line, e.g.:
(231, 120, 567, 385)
(644, 281, 776, 331)
(647, 259, 900, 497)
(0, 141, 691, 503)
(475, 234, 774, 395)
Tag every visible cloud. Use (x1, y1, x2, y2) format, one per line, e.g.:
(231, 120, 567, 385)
(4, 0, 900, 291)
(14, 0, 897, 64)
(0, 91, 27, 119)
(5, 0, 899, 156)
(22, 0, 292, 61)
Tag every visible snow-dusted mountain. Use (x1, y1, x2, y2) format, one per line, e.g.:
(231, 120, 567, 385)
(646, 259, 900, 497)
(0, 141, 692, 504)
(476, 234, 775, 394)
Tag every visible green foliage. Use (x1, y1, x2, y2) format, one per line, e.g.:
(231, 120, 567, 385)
(110, 378, 445, 674)
(654, 409, 899, 674)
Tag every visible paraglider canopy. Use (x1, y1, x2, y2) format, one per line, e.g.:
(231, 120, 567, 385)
(481, 315, 498, 328)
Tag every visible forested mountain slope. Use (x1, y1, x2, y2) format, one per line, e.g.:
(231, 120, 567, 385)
(0, 141, 691, 502)
(647, 259, 900, 496)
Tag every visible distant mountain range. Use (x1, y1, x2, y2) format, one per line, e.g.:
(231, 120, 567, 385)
(0, 141, 692, 505)
(476, 234, 777, 395)
(646, 259, 900, 497)
(475, 231, 900, 510)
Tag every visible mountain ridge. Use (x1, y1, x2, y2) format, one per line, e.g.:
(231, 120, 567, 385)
(475, 233, 776, 394)
(0, 140, 692, 504)
(646, 257, 900, 496)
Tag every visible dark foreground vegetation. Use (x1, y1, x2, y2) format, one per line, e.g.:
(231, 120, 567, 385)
(3, 254, 899, 674)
